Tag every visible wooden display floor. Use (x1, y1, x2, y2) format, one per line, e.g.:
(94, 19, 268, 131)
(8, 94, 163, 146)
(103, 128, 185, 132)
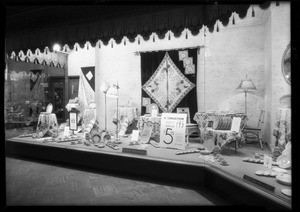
(5, 134, 291, 209)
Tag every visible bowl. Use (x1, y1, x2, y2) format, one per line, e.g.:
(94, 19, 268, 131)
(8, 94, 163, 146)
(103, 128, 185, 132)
(276, 154, 291, 169)
(276, 174, 291, 185)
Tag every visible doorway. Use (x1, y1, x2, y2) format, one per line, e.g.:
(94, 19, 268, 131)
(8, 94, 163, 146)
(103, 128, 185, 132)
(47, 77, 65, 121)
(68, 76, 79, 100)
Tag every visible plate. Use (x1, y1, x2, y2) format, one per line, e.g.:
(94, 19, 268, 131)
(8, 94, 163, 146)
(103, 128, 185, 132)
(218, 118, 225, 130)
(279, 95, 291, 109)
(224, 117, 231, 130)
(281, 189, 292, 197)
(276, 174, 292, 185)
(221, 117, 227, 130)
(200, 150, 211, 155)
(263, 170, 271, 176)
(255, 170, 264, 175)
(242, 157, 250, 162)
(204, 138, 215, 153)
(46, 103, 53, 113)
(213, 119, 220, 129)
(276, 154, 291, 169)
(272, 167, 287, 173)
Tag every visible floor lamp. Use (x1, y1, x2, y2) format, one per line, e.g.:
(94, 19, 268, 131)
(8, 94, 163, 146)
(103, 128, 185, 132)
(236, 75, 257, 114)
(106, 82, 120, 142)
(100, 82, 110, 132)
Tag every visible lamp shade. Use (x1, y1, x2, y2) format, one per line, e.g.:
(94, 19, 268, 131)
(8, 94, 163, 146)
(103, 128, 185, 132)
(236, 78, 257, 91)
(106, 85, 119, 99)
(100, 82, 110, 93)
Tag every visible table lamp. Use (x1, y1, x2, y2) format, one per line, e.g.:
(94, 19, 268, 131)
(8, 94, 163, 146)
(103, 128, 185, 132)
(236, 75, 257, 114)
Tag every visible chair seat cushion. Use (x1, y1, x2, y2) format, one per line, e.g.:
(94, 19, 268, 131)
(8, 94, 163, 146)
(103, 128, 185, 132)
(243, 126, 260, 131)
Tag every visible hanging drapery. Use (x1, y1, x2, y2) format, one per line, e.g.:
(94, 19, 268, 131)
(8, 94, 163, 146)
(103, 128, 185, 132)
(29, 70, 45, 103)
(5, 3, 274, 54)
(28, 70, 46, 116)
(141, 48, 198, 123)
(77, 66, 95, 114)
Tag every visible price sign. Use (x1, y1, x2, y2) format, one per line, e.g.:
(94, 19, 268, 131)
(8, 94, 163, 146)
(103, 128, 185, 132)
(159, 113, 187, 150)
(69, 112, 78, 130)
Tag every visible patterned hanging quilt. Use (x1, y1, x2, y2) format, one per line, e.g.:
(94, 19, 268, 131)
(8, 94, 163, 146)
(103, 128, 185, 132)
(142, 52, 195, 113)
(77, 66, 95, 114)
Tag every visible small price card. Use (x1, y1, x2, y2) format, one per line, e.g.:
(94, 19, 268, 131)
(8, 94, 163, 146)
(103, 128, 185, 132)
(159, 113, 187, 150)
(131, 130, 139, 142)
(263, 154, 273, 169)
(69, 112, 78, 130)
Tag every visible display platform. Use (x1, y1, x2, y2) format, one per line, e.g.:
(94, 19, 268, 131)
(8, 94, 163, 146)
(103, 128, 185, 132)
(5, 135, 291, 209)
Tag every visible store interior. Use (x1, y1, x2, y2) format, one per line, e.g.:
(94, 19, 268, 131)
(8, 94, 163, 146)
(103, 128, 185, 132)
(4, 1, 292, 208)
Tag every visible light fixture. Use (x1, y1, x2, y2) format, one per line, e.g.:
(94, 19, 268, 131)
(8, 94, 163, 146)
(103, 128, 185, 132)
(236, 75, 257, 114)
(53, 43, 69, 54)
(53, 43, 61, 52)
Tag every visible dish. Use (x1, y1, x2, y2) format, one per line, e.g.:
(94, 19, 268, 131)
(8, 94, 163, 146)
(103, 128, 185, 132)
(255, 170, 264, 175)
(242, 157, 250, 162)
(200, 150, 211, 155)
(221, 118, 228, 130)
(254, 159, 260, 163)
(204, 138, 215, 153)
(276, 174, 292, 185)
(279, 95, 291, 109)
(276, 154, 291, 169)
(46, 103, 53, 113)
(272, 167, 287, 173)
(224, 117, 231, 130)
(213, 119, 220, 129)
(255, 170, 277, 177)
(281, 189, 292, 197)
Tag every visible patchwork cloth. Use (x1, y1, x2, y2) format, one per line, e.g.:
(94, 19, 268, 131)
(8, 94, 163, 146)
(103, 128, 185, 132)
(179, 50, 195, 75)
(77, 67, 95, 114)
(142, 52, 195, 113)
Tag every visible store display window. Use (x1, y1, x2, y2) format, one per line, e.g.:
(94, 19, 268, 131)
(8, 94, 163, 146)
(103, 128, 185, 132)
(4, 2, 292, 208)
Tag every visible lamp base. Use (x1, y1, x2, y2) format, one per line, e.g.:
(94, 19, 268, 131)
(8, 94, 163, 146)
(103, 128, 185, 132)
(112, 134, 121, 144)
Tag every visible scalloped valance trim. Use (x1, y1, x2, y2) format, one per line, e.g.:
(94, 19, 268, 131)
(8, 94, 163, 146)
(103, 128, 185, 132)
(6, 2, 274, 55)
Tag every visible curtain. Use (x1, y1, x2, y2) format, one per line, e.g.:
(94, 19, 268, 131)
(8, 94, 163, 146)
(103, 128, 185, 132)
(141, 48, 198, 123)
(77, 66, 95, 114)
(29, 70, 45, 105)
(7, 3, 273, 54)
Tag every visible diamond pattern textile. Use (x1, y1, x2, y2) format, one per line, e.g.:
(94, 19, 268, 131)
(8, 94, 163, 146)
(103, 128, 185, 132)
(142, 52, 195, 113)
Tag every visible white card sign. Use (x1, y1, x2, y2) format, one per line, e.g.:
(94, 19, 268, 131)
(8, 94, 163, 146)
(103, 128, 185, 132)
(69, 112, 78, 130)
(230, 117, 241, 132)
(159, 113, 187, 150)
(131, 130, 139, 142)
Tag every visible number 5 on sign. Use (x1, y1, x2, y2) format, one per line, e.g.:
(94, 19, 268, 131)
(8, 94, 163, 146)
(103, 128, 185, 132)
(159, 113, 187, 150)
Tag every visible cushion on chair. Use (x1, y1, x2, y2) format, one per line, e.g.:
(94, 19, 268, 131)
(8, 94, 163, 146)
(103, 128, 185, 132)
(243, 126, 261, 131)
